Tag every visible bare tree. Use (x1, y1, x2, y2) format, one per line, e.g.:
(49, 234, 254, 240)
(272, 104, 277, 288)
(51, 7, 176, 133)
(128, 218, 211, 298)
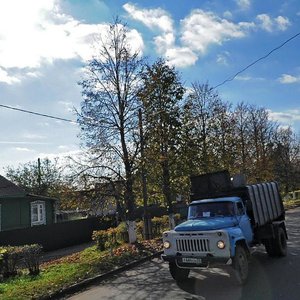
(273, 127, 300, 193)
(233, 102, 252, 175)
(186, 82, 225, 173)
(77, 19, 144, 242)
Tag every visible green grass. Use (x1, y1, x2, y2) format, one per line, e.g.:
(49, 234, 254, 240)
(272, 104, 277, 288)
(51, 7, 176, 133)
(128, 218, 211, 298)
(0, 241, 162, 300)
(0, 243, 157, 300)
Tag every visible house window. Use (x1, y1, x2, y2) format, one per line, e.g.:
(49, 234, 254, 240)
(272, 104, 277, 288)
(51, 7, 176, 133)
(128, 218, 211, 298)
(31, 201, 46, 226)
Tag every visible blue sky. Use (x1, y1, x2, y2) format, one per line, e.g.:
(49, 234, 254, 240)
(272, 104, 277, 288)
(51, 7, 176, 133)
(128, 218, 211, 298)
(0, 0, 300, 174)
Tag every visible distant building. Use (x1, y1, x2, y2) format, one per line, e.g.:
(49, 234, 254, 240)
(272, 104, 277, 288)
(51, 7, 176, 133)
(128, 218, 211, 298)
(0, 175, 57, 231)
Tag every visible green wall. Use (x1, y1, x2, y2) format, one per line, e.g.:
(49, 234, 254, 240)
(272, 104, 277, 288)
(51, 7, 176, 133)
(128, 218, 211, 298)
(0, 196, 55, 231)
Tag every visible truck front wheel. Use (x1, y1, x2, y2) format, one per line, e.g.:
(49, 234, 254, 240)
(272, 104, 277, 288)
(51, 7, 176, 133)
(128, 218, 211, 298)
(232, 245, 249, 285)
(169, 262, 190, 282)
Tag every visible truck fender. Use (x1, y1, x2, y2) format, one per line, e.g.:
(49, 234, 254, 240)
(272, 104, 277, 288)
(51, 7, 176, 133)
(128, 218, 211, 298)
(272, 221, 288, 240)
(228, 228, 250, 257)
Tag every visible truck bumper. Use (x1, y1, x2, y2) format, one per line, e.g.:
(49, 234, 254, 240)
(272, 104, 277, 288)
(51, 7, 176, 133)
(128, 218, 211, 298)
(161, 254, 232, 268)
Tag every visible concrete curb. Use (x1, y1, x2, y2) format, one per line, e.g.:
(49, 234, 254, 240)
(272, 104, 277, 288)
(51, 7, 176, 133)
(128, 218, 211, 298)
(41, 250, 163, 300)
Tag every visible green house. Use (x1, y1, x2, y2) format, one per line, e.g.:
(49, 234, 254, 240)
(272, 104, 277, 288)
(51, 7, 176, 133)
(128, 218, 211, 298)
(0, 175, 57, 231)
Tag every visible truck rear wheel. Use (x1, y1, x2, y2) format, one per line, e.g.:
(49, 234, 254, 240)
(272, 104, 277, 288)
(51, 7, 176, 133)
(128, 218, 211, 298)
(169, 262, 190, 282)
(232, 245, 249, 285)
(265, 227, 287, 257)
(274, 227, 287, 257)
(264, 239, 277, 257)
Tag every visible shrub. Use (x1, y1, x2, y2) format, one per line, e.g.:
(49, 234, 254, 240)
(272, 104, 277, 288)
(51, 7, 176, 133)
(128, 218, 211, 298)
(22, 244, 43, 276)
(0, 244, 43, 278)
(115, 222, 129, 243)
(92, 222, 131, 252)
(136, 220, 144, 239)
(0, 246, 23, 278)
(92, 230, 108, 251)
(136, 214, 181, 239)
(106, 227, 119, 250)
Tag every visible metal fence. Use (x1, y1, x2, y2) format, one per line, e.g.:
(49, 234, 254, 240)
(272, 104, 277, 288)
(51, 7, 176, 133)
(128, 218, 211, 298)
(0, 217, 115, 251)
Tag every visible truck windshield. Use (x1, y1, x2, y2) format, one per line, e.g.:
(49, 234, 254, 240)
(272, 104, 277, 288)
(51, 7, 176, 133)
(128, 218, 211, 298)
(188, 202, 235, 219)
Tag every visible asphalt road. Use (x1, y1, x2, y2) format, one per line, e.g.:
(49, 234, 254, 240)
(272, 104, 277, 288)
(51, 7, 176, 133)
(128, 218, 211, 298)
(66, 207, 300, 300)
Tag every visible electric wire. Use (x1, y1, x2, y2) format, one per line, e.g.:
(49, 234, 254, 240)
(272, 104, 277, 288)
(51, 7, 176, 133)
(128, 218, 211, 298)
(0, 104, 77, 124)
(213, 31, 300, 89)
(1, 32, 300, 122)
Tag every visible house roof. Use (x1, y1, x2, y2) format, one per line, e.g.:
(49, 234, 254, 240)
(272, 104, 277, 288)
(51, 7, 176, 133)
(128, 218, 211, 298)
(0, 176, 57, 201)
(0, 175, 26, 197)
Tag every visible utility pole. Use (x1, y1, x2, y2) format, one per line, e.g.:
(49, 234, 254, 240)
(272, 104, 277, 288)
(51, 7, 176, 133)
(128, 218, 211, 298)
(139, 108, 151, 239)
(37, 158, 41, 194)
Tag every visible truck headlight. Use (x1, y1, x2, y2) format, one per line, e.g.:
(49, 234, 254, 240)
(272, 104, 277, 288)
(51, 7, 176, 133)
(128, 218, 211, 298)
(217, 240, 225, 249)
(164, 241, 171, 249)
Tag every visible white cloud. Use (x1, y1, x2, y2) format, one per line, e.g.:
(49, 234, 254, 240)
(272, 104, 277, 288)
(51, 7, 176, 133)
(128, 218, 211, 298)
(37, 149, 83, 165)
(236, 0, 251, 10)
(0, 141, 49, 145)
(58, 145, 70, 150)
(256, 14, 291, 32)
(256, 14, 273, 32)
(223, 11, 233, 19)
(123, 3, 173, 33)
(165, 47, 198, 68)
(275, 16, 291, 31)
(216, 51, 230, 65)
(236, 75, 265, 81)
(22, 133, 46, 140)
(14, 147, 35, 152)
(58, 101, 74, 113)
(268, 109, 300, 124)
(124, 4, 253, 68)
(180, 10, 249, 54)
(124, 3, 175, 60)
(0, 0, 144, 83)
(278, 74, 300, 84)
(0, 68, 20, 84)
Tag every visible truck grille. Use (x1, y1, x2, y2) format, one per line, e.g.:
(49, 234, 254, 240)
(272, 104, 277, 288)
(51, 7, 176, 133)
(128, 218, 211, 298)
(175, 238, 210, 252)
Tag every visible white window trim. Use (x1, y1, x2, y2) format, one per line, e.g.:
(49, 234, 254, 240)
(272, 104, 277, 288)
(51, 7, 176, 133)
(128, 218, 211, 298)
(31, 201, 46, 226)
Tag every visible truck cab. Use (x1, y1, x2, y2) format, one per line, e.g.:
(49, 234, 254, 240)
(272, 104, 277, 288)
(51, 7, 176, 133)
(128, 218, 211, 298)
(162, 197, 252, 284)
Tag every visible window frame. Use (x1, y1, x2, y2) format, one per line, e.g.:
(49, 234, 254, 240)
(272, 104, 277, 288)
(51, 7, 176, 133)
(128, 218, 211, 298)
(31, 201, 46, 226)
(236, 201, 245, 216)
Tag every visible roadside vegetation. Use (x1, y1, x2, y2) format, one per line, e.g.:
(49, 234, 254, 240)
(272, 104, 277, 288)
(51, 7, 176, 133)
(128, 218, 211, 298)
(283, 198, 300, 210)
(0, 219, 166, 300)
(0, 240, 162, 300)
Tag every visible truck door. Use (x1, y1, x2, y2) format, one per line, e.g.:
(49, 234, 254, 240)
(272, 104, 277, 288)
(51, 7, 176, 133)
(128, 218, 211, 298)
(236, 201, 253, 244)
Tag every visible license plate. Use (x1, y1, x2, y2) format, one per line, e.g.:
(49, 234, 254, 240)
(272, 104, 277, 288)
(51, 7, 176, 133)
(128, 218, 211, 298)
(182, 257, 202, 264)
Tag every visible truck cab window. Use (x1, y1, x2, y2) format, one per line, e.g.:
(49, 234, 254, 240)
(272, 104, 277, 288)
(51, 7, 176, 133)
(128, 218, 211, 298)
(237, 202, 244, 215)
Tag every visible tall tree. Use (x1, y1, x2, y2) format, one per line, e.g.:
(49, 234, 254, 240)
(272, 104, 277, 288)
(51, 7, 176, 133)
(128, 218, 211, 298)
(272, 127, 300, 193)
(247, 105, 276, 181)
(138, 59, 185, 227)
(5, 158, 64, 198)
(77, 19, 144, 237)
(185, 82, 225, 173)
(233, 102, 252, 175)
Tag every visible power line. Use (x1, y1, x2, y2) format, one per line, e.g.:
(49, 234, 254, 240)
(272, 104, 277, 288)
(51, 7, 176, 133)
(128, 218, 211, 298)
(0, 104, 77, 124)
(2, 32, 299, 122)
(213, 31, 300, 89)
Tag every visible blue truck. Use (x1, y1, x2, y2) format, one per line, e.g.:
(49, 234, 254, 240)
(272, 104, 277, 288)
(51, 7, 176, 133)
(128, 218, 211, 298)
(162, 171, 287, 285)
